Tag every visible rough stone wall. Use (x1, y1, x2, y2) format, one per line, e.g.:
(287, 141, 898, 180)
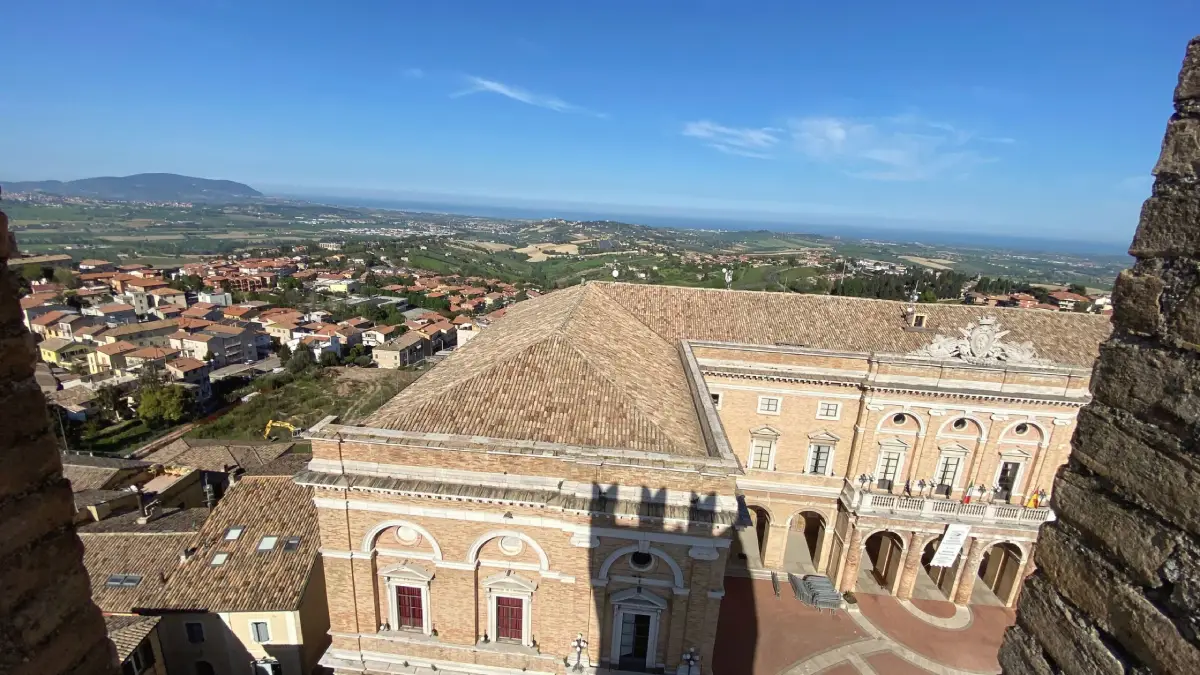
(999, 37, 1200, 675)
(0, 200, 116, 674)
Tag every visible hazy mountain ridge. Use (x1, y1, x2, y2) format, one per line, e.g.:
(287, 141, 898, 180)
(2, 173, 261, 202)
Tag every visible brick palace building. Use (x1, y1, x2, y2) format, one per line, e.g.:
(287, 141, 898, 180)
(297, 282, 1109, 674)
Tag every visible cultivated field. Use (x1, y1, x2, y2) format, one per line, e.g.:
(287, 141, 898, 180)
(514, 242, 580, 262)
(900, 255, 956, 270)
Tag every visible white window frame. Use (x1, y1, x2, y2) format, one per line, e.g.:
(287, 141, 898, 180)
(874, 439, 909, 490)
(379, 563, 434, 636)
(748, 433, 778, 471)
(483, 571, 536, 648)
(815, 401, 841, 421)
(250, 621, 271, 643)
(992, 449, 1031, 500)
(805, 443, 835, 476)
(608, 588, 668, 670)
(757, 396, 782, 415)
(934, 444, 970, 494)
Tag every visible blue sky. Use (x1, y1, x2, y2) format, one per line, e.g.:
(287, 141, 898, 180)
(2, 1, 1196, 242)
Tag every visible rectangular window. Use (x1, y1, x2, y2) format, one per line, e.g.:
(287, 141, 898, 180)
(224, 526, 244, 541)
(877, 452, 902, 492)
(936, 456, 962, 496)
(395, 586, 424, 630)
(808, 444, 832, 475)
(250, 621, 270, 643)
(996, 461, 1021, 501)
(211, 552, 229, 566)
(749, 437, 774, 470)
(496, 597, 524, 643)
(816, 402, 841, 420)
(254, 662, 282, 675)
(757, 397, 781, 414)
(257, 535, 278, 552)
(283, 536, 302, 551)
(105, 574, 143, 587)
(709, 392, 722, 409)
(185, 622, 205, 644)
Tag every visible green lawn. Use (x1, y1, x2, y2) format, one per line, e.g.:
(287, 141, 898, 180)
(188, 366, 420, 441)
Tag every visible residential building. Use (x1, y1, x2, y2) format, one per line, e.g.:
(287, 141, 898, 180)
(150, 476, 331, 675)
(149, 286, 188, 308)
(300, 282, 1110, 675)
(38, 337, 93, 366)
(83, 302, 139, 326)
(1047, 290, 1089, 311)
(182, 303, 224, 321)
(78, 258, 115, 272)
(166, 357, 213, 401)
(169, 324, 257, 368)
(88, 340, 140, 375)
(222, 305, 259, 322)
(100, 319, 180, 348)
(361, 325, 400, 347)
(198, 290, 233, 306)
(29, 309, 77, 337)
(371, 332, 426, 369)
(123, 346, 181, 371)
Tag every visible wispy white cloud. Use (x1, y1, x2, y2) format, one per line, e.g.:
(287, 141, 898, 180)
(453, 76, 605, 117)
(402, 67, 425, 79)
(790, 114, 999, 181)
(681, 120, 782, 159)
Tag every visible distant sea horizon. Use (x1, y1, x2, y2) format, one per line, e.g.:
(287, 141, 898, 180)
(280, 192, 1132, 259)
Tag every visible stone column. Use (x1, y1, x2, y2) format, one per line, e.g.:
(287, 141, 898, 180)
(837, 526, 863, 591)
(1000, 37, 1200, 675)
(951, 537, 983, 606)
(896, 531, 925, 600)
(0, 201, 117, 675)
(762, 522, 789, 569)
(1004, 544, 1036, 608)
(816, 524, 837, 574)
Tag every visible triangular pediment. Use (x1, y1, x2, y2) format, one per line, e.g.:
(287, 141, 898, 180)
(483, 570, 537, 593)
(808, 429, 841, 442)
(379, 562, 434, 582)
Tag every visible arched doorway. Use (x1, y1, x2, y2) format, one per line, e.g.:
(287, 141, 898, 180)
(863, 531, 905, 594)
(748, 506, 771, 561)
(978, 542, 1023, 605)
(781, 511, 827, 574)
(919, 537, 960, 599)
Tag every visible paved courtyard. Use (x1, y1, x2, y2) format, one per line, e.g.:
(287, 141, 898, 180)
(713, 577, 1015, 675)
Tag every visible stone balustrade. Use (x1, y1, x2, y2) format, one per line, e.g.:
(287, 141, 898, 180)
(840, 482, 1053, 528)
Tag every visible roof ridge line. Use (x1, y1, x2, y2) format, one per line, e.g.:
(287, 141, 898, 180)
(555, 335, 689, 455)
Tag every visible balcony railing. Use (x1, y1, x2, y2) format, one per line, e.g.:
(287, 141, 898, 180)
(841, 483, 1054, 527)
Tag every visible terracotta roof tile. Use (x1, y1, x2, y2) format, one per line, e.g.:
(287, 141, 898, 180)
(152, 477, 319, 612)
(143, 439, 293, 472)
(81, 532, 195, 612)
(105, 615, 160, 662)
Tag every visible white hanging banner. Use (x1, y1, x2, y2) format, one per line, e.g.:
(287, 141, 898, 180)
(929, 523, 972, 567)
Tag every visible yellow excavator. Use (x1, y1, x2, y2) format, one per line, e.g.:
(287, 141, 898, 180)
(263, 420, 300, 440)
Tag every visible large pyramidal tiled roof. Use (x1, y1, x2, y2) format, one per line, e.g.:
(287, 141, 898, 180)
(364, 282, 1112, 456)
(366, 284, 708, 455)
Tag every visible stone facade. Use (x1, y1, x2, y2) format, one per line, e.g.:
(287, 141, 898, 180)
(705, 340, 1080, 608)
(0, 200, 116, 674)
(1000, 37, 1200, 674)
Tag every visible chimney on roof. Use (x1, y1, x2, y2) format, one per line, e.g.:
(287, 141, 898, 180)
(179, 546, 197, 563)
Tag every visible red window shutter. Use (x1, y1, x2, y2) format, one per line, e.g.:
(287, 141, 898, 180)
(496, 597, 523, 642)
(396, 586, 423, 629)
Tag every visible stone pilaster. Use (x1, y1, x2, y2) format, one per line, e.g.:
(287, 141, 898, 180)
(896, 531, 925, 600)
(952, 537, 982, 606)
(0, 199, 117, 675)
(1000, 36, 1200, 675)
(837, 526, 862, 591)
(761, 522, 788, 569)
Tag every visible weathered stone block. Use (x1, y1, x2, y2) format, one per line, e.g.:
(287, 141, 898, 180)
(1071, 405, 1200, 536)
(1090, 342, 1200, 445)
(1112, 270, 1164, 334)
(1037, 522, 1200, 674)
(1177, 37, 1200, 105)
(1015, 575, 1125, 675)
(1130, 190, 1200, 258)
(1155, 115, 1200, 180)
(0, 480, 75, 556)
(998, 623, 1056, 675)
(1053, 469, 1177, 587)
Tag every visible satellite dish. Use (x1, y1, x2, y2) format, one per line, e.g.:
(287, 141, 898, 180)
(612, 269, 620, 278)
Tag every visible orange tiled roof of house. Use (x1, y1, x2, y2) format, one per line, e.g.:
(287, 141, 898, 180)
(167, 357, 207, 373)
(1049, 291, 1090, 303)
(20, 293, 58, 309)
(96, 303, 135, 313)
(152, 476, 318, 612)
(31, 310, 73, 326)
(148, 287, 182, 296)
(97, 340, 139, 356)
(126, 347, 180, 360)
(175, 318, 215, 331)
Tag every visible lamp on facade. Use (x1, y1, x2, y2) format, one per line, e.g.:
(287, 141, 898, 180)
(570, 633, 589, 671)
(680, 647, 702, 675)
(858, 474, 871, 491)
